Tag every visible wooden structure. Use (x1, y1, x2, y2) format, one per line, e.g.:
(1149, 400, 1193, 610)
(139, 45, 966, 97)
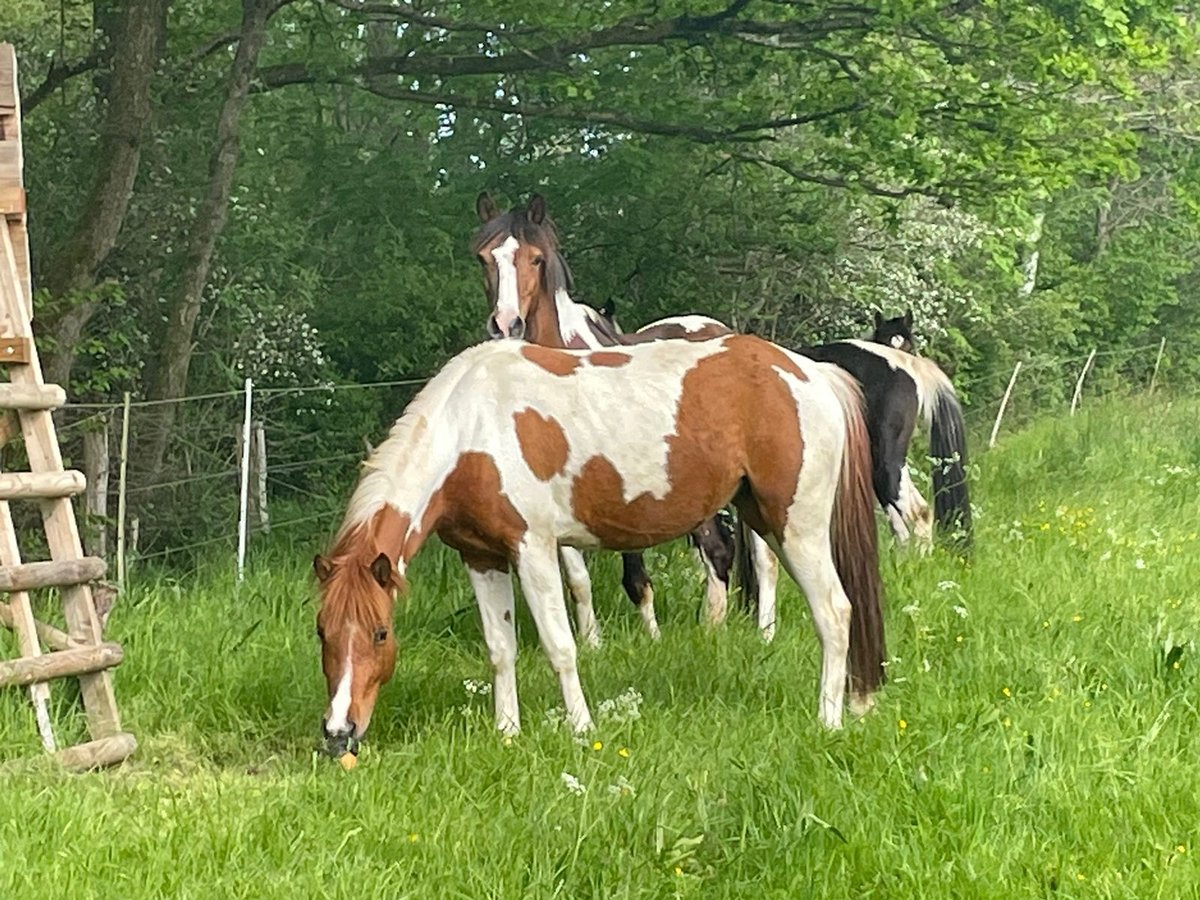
(0, 43, 135, 770)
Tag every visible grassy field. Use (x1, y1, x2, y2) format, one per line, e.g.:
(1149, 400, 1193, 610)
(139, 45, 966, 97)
(2, 394, 1199, 898)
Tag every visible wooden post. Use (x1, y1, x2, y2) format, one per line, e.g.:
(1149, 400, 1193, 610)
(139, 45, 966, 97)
(1149, 337, 1166, 395)
(251, 419, 269, 533)
(1070, 348, 1097, 416)
(83, 416, 110, 558)
(989, 361, 1023, 449)
(116, 391, 130, 588)
(237, 378, 253, 581)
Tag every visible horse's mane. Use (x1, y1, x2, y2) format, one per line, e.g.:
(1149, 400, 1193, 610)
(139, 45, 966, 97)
(470, 209, 574, 297)
(336, 342, 495, 543)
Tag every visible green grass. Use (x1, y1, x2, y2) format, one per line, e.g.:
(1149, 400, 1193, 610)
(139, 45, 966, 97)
(3, 394, 1200, 898)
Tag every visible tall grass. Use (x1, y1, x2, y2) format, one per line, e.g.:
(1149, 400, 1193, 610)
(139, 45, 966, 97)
(1, 395, 1198, 897)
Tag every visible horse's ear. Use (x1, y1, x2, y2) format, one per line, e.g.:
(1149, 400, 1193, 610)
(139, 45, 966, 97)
(873, 310, 883, 331)
(527, 193, 547, 224)
(313, 555, 334, 583)
(903, 308, 913, 328)
(476, 191, 499, 223)
(370, 553, 393, 588)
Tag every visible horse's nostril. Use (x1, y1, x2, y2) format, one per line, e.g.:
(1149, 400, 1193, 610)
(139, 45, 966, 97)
(486, 315, 503, 340)
(510, 317, 526, 339)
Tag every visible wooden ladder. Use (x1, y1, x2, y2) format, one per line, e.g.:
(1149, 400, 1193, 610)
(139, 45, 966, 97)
(0, 43, 135, 770)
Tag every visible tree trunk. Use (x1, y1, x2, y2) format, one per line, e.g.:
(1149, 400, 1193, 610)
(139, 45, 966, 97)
(40, 0, 167, 389)
(132, 0, 274, 486)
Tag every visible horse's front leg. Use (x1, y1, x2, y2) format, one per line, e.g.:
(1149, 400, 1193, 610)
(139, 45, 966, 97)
(519, 536, 594, 733)
(464, 558, 520, 735)
(559, 546, 601, 648)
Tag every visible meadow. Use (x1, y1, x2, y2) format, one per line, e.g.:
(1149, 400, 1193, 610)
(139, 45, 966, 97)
(2, 394, 1199, 898)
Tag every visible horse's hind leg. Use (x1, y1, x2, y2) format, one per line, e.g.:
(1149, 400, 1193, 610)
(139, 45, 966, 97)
(898, 465, 933, 551)
(771, 522, 852, 729)
(559, 547, 601, 648)
(690, 514, 734, 626)
(519, 536, 593, 733)
(750, 531, 780, 641)
(621, 552, 661, 639)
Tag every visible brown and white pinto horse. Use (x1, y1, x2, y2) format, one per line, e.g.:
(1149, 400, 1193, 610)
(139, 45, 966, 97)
(471, 192, 754, 640)
(313, 335, 885, 754)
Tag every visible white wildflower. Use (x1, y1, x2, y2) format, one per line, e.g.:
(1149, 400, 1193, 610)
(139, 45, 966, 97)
(937, 580, 960, 592)
(608, 776, 636, 798)
(560, 771, 587, 796)
(952, 605, 969, 619)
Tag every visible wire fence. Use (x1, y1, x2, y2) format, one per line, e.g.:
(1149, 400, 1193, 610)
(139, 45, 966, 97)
(0, 338, 1172, 581)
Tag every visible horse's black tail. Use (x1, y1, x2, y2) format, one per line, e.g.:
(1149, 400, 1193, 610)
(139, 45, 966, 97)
(928, 384, 972, 551)
(733, 514, 759, 615)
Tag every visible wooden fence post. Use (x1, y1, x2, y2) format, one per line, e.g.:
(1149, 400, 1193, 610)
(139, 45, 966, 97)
(1070, 348, 1097, 416)
(82, 416, 110, 558)
(251, 419, 268, 533)
(989, 361, 1023, 449)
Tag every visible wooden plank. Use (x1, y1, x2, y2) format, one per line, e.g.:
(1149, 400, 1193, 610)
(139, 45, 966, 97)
(0, 490, 56, 749)
(0, 602, 73, 651)
(0, 382, 66, 410)
(0, 642, 123, 688)
(0, 556, 107, 592)
(0, 142, 18, 188)
(0, 336, 30, 364)
(0, 226, 122, 740)
(53, 732, 137, 771)
(0, 185, 23, 215)
(0, 470, 86, 500)
(0, 44, 14, 110)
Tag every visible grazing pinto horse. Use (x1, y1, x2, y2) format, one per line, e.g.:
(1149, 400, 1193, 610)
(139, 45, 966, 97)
(471, 192, 747, 638)
(313, 336, 886, 753)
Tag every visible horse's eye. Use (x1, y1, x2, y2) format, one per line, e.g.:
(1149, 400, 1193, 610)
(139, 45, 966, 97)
(316, 625, 325, 642)
(373, 627, 389, 644)
(532, 256, 544, 267)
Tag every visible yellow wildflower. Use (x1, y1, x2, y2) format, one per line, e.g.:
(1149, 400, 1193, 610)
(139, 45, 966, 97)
(898, 719, 908, 731)
(408, 833, 420, 843)
(1002, 687, 1012, 697)
(592, 740, 603, 751)
(618, 747, 630, 759)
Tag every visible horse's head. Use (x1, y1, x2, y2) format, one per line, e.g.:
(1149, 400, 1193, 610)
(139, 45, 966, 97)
(471, 192, 572, 341)
(871, 308, 915, 353)
(312, 549, 402, 757)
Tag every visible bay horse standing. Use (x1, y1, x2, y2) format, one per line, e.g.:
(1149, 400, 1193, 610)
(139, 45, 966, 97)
(472, 193, 752, 640)
(313, 336, 885, 754)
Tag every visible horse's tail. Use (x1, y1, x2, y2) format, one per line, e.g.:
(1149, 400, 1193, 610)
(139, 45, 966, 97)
(733, 514, 759, 614)
(908, 358, 972, 550)
(824, 368, 887, 698)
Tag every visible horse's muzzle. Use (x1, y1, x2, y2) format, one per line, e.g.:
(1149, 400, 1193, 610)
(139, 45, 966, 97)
(487, 313, 524, 340)
(323, 719, 360, 757)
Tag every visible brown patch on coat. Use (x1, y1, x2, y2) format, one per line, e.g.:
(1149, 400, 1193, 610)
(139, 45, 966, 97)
(420, 451, 528, 571)
(588, 350, 632, 368)
(521, 344, 581, 377)
(570, 335, 806, 548)
(513, 408, 570, 481)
